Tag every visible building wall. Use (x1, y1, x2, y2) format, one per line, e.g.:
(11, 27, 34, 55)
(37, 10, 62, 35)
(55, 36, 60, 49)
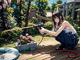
(67, 0, 80, 3)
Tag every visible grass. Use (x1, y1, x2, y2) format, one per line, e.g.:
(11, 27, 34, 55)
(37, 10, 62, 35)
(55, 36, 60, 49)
(0, 35, 52, 48)
(0, 42, 16, 48)
(1, 35, 80, 48)
(33, 35, 52, 43)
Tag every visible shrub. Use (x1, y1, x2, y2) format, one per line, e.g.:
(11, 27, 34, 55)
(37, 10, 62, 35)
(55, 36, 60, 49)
(0, 27, 22, 43)
(0, 26, 39, 43)
(44, 21, 53, 30)
(0, 21, 53, 44)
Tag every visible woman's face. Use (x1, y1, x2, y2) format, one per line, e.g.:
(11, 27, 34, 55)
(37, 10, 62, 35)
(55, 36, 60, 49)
(54, 17, 59, 23)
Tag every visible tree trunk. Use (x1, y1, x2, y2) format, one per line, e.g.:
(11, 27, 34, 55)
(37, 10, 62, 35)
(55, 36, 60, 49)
(25, 0, 31, 27)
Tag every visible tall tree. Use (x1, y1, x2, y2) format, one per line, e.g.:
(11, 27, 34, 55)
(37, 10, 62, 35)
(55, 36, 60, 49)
(57, 0, 62, 4)
(35, 0, 48, 23)
(56, 0, 62, 12)
(25, 0, 32, 27)
(20, 0, 30, 27)
(52, 3, 56, 13)
(11, 0, 21, 27)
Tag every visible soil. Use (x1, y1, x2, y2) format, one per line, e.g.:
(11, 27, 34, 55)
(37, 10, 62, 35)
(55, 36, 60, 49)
(18, 38, 80, 60)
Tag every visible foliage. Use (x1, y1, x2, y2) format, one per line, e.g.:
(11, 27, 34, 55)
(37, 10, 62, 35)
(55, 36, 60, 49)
(35, 0, 48, 23)
(0, 0, 80, 45)
(7, 15, 17, 28)
(11, 1, 21, 27)
(0, 26, 38, 43)
(51, 0, 62, 13)
(30, 18, 39, 24)
(20, 0, 28, 19)
(36, 0, 48, 10)
(0, 27, 22, 43)
(30, 5, 38, 10)
(0, 21, 53, 44)
(52, 3, 56, 12)
(56, 0, 62, 4)
(6, 7, 14, 14)
(44, 21, 53, 30)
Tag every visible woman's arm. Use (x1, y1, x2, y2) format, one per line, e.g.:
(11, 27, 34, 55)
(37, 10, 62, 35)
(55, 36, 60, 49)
(45, 25, 64, 36)
(40, 21, 67, 37)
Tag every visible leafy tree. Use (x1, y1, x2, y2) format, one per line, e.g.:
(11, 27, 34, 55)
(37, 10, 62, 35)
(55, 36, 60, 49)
(25, 0, 32, 26)
(35, 0, 48, 23)
(56, 0, 62, 11)
(11, 0, 21, 27)
(57, 0, 62, 4)
(52, 3, 56, 13)
(6, 7, 17, 28)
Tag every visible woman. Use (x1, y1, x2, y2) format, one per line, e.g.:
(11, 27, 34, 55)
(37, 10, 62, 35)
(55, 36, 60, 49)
(39, 12, 79, 50)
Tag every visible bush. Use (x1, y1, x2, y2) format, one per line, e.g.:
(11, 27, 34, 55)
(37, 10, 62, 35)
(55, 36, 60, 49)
(44, 21, 53, 30)
(23, 27, 39, 35)
(25, 21, 53, 35)
(0, 27, 22, 43)
(0, 27, 39, 43)
(0, 21, 53, 44)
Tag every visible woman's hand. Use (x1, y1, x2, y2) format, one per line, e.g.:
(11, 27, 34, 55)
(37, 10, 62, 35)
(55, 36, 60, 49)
(39, 27, 56, 36)
(39, 27, 48, 34)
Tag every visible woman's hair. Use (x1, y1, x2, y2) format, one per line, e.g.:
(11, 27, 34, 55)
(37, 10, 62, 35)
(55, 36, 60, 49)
(52, 12, 64, 30)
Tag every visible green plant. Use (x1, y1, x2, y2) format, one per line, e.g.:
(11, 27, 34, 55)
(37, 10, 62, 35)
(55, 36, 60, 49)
(35, 0, 48, 23)
(44, 21, 53, 30)
(0, 27, 22, 43)
(6, 7, 14, 14)
(7, 15, 17, 28)
(6, 6, 17, 28)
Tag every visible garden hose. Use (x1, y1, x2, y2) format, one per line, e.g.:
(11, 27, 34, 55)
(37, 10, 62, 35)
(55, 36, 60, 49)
(33, 23, 45, 46)
(57, 49, 80, 58)
(37, 34, 45, 46)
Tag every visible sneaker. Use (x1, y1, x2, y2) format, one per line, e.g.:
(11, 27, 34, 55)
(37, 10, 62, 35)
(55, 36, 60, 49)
(56, 45, 64, 50)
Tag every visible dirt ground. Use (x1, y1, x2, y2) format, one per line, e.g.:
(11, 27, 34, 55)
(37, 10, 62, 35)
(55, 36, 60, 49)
(18, 38, 80, 60)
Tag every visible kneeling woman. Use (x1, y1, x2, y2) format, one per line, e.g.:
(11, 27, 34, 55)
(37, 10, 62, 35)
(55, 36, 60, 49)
(39, 12, 79, 50)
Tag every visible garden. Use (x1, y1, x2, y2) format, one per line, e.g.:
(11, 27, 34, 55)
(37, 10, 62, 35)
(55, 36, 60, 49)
(0, 0, 80, 60)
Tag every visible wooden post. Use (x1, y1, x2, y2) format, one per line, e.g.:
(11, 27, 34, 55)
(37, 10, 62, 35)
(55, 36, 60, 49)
(72, 2, 75, 25)
(66, 3, 68, 18)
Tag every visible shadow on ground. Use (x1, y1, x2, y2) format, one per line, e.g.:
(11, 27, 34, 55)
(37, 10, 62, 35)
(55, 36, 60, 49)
(18, 44, 80, 60)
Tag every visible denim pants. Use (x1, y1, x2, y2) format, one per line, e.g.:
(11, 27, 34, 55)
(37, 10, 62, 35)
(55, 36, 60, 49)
(55, 30, 79, 49)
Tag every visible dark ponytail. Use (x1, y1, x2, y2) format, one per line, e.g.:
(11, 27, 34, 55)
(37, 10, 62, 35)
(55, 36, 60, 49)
(52, 12, 64, 30)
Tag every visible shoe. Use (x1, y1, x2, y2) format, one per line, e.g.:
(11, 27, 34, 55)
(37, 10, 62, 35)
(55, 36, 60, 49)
(56, 45, 64, 50)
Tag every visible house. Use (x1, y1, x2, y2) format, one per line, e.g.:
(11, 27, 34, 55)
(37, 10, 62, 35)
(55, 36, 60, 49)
(67, 0, 80, 3)
(65, 0, 80, 21)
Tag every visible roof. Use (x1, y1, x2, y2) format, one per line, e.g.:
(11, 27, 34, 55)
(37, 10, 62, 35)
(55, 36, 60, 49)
(67, 0, 80, 3)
